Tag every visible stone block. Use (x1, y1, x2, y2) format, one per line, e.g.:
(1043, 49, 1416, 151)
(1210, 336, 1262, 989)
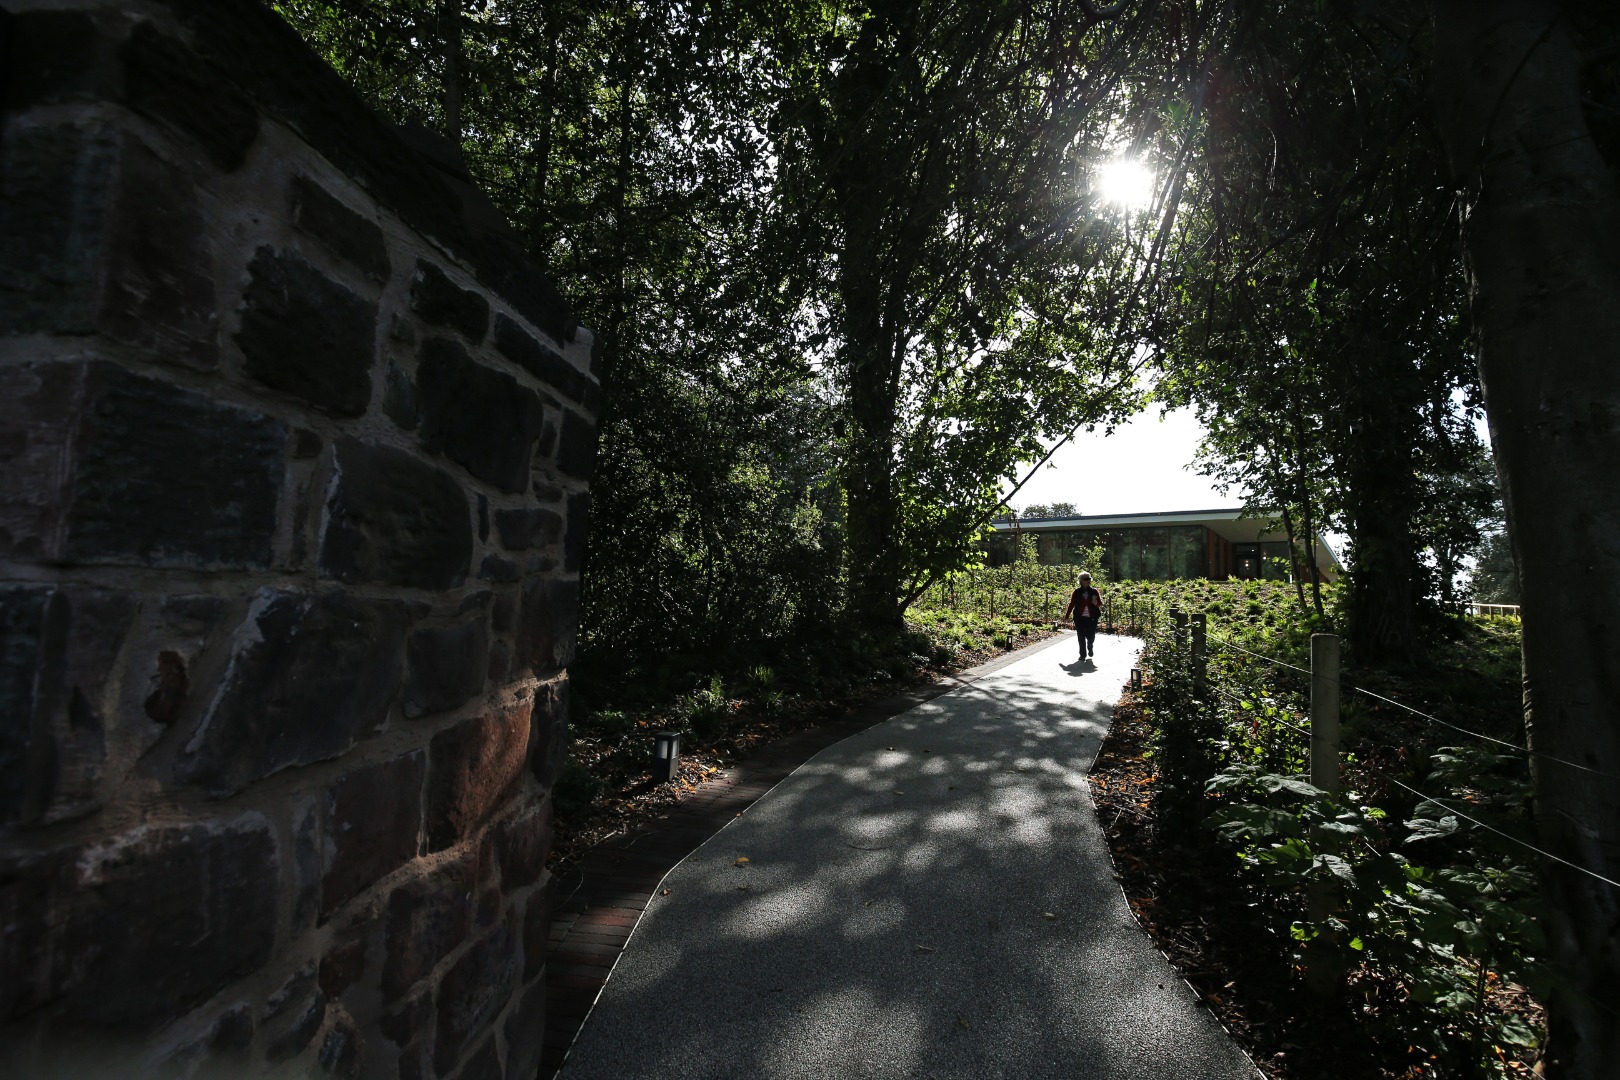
(1, 10, 119, 107)
(411, 260, 489, 341)
(98, 132, 219, 369)
(291, 174, 390, 281)
(492, 508, 562, 552)
(404, 617, 490, 719)
(320, 439, 473, 590)
(555, 409, 599, 481)
(563, 491, 591, 574)
(379, 992, 432, 1048)
(455, 1036, 501, 1080)
(381, 850, 480, 1003)
(426, 703, 533, 853)
(384, 362, 420, 430)
(318, 1009, 363, 1078)
(492, 799, 552, 890)
(322, 751, 426, 918)
(179, 590, 411, 795)
(433, 923, 519, 1076)
(263, 964, 325, 1065)
(516, 576, 579, 674)
(238, 246, 377, 417)
(477, 555, 520, 584)
(0, 123, 217, 366)
(0, 815, 278, 1029)
(492, 314, 593, 405)
(1, 586, 135, 829)
(64, 363, 286, 568)
(502, 979, 548, 1080)
(292, 798, 321, 931)
(319, 939, 368, 999)
(416, 339, 545, 494)
(520, 876, 557, 982)
(122, 21, 259, 171)
(0, 122, 116, 334)
(0, 362, 80, 561)
(529, 681, 569, 791)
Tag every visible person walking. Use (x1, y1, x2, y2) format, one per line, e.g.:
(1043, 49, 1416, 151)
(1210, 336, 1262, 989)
(1063, 572, 1103, 661)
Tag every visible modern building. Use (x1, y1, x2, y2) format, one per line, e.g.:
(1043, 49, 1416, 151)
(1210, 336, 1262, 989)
(988, 508, 1341, 582)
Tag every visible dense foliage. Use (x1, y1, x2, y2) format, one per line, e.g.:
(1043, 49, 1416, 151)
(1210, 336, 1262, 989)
(1126, 580, 1542, 1076)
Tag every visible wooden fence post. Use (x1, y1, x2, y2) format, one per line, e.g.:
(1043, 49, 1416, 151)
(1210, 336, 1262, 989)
(1191, 613, 1207, 701)
(1310, 633, 1341, 799)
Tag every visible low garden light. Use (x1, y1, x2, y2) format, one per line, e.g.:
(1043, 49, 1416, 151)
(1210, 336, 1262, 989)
(652, 731, 681, 784)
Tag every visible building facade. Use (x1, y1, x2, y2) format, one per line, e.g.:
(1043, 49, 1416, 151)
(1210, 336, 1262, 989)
(988, 508, 1340, 582)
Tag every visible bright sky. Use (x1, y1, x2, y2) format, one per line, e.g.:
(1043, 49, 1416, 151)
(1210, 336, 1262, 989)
(1002, 406, 1242, 516)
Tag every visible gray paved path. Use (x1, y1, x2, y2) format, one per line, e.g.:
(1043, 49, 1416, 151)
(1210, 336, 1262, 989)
(562, 633, 1259, 1080)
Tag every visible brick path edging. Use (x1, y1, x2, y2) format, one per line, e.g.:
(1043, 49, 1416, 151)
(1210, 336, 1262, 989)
(537, 634, 1066, 1078)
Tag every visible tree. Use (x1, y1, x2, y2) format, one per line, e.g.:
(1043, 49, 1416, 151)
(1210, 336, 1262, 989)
(1430, 3, 1620, 1073)
(751, 0, 1217, 628)
(1154, 2, 1484, 658)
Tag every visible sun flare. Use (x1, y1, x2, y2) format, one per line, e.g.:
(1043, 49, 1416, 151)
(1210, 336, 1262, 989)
(1096, 157, 1156, 211)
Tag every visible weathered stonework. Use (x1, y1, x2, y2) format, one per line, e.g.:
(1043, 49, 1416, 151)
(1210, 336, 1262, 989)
(0, 2, 599, 1076)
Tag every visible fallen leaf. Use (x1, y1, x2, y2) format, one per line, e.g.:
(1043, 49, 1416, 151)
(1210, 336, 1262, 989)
(915, 944, 936, 952)
(660, 888, 672, 896)
(1042, 912, 1058, 921)
(864, 899, 876, 907)
(956, 1015, 972, 1030)
(735, 856, 750, 866)
(892, 790, 904, 795)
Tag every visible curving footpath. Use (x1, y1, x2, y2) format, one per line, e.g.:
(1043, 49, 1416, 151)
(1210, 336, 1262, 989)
(560, 633, 1260, 1080)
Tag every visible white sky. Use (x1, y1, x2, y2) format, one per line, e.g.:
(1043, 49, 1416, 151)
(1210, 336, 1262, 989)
(1002, 406, 1242, 515)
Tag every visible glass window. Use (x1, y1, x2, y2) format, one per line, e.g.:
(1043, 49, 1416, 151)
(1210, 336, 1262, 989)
(1171, 526, 1206, 580)
(1140, 527, 1170, 580)
(1113, 531, 1142, 580)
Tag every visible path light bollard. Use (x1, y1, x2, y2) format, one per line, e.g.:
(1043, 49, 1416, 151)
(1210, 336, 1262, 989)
(1130, 668, 1142, 691)
(652, 731, 681, 784)
(1310, 633, 1341, 800)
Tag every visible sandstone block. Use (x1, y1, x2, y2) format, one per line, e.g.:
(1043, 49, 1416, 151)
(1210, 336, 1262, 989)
(416, 338, 546, 494)
(493, 507, 562, 552)
(404, 617, 491, 719)
(517, 576, 579, 674)
(555, 408, 599, 481)
(0, 816, 278, 1029)
(381, 850, 480, 1003)
(0, 121, 116, 334)
(122, 21, 259, 170)
(502, 979, 548, 1080)
(492, 799, 552, 890)
(426, 703, 533, 852)
(492, 314, 593, 405)
(434, 924, 518, 1076)
(67, 363, 285, 567)
(179, 590, 411, 795)
(320, 439, 472, 589)
(1, 585, 136, 828)
(322, 750, 426, 917)
(564, 491, 591, 574)
(411, 260, 489, 341)
(238, 247, 377, 417)
(291, 175, 390, 281)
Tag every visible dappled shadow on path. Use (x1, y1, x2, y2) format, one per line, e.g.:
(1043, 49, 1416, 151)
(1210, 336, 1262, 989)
(563, 646, 1253, 1080)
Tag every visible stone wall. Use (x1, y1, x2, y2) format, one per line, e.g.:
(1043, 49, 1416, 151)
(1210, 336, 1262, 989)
(0, 1, 597, 1076)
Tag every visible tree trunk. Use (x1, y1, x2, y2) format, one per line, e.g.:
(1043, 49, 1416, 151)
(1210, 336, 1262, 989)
(440, 0, 462, 143)
(1432, 4, 1620, 1076)
(1343, 363, 1420, 664)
